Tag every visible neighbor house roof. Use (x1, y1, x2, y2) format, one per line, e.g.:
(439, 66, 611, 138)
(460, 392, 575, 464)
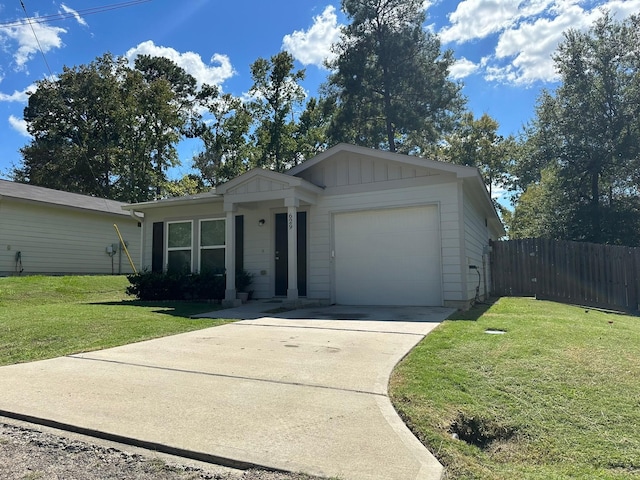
(0, 179, 131, 217)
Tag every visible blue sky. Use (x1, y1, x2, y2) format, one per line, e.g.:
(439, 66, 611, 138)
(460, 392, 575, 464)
(1, 0, 639, 190)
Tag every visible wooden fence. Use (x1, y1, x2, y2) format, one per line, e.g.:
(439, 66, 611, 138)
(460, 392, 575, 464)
(491, 238, 640, 313)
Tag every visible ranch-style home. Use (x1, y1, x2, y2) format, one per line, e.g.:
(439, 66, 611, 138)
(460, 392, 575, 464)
(124, 143, 505, 308)
(0, 179, 141, 276)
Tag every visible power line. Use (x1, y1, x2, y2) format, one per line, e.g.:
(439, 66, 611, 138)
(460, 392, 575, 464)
(2, 0, 151, 29)
(17, 0, 107, 194)
(18, 0, 54, 79)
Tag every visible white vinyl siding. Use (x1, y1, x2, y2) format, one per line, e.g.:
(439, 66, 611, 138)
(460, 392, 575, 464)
(138, 202, 225, 272)
(0, 200, 140, 276)
(463, 190, 492, 300)
(306, 181, 461, 305)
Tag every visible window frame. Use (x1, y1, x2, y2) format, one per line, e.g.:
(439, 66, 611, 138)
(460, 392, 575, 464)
(198, 218, 226, 273)
(166, 220, 193, 273)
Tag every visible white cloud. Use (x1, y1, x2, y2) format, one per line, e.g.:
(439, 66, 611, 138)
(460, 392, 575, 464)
(440, 0, 554, 44)
(449, 57, 479, 79)
(440, 0, 640, 86)
(0, 84, 34, 102)
(60, 4, 88, 27)
(282, 5, 342, 68)
(125, 41, 235, 87)
(8, 115, 30, 137)
(0, 21, 66, 69)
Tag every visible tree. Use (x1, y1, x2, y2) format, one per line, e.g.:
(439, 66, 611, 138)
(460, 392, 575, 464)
(325, 0, 464, 153)
(512, 13, 640, 245)
(294, 97, 334, 160)
(15, 53, 209, 203)
(192, 92, 253, 186)
(442, 112, 513, 198)
(249, 51, 306, 172)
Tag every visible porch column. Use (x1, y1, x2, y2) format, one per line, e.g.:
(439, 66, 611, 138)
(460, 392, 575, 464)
(285, 199, 299, 301)
(223, 204, 239, 306)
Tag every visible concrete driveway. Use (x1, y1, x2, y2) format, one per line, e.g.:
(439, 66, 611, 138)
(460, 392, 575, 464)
(0, 303, 451, 480)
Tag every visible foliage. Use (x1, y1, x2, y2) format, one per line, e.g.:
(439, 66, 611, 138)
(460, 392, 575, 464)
(126, 270, 225, 301)
(249, 51, 307, 171)
(235, 269, 254, 293)
(14, 53, 217, 202)
(192, 91, 254, 186)
(442, 112, 515, 198)
(390, 297, 640, 479)
(0, 275, 225, 366)
(510, 14, 640, 245)
(325, 0, 464, 153)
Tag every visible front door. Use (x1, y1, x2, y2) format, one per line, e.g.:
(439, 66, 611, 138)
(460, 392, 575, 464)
(275, 212, 307, 296)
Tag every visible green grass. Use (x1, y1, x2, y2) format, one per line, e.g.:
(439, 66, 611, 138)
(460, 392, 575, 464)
(0, 275, 227, 366)
(390, 297, 640, 480)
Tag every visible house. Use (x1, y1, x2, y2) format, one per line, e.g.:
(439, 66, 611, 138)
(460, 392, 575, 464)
(123, 144, 505, 308)
(0, 180, 141, 276)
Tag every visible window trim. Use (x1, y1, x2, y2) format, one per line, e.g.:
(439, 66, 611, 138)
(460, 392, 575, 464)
(166, 220, 193, 272)
(198, 218, 226, 273)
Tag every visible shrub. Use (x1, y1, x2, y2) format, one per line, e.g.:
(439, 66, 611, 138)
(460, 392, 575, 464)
(126, 271, 225, 301)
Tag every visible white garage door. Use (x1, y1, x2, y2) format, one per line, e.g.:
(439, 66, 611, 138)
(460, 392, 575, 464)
(334, 206, 442, 306)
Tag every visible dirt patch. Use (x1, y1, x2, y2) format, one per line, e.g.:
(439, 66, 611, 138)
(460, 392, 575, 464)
(0, 421, 325, 480)
(449, 412, 517, 449)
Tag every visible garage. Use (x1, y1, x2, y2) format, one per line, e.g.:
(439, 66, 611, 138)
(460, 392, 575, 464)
(333, 205, 442, 306)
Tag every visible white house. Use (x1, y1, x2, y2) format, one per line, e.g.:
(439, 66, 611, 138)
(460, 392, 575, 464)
(124, 144, 504, 308)
(0, 180, 141, 276)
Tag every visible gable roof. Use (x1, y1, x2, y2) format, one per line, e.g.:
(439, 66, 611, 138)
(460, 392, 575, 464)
(289, 143, 505, 236)
(0, 179, 130, 217)
(287, 143, 479, 178)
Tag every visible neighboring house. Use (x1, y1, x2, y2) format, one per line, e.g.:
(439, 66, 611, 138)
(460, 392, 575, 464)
(0, 180, 141, 276)
(124, 143, 505, 308)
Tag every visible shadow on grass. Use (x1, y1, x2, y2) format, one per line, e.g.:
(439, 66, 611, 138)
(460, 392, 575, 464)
(446, 297, 499, 321)
(90, 300, 223, 319)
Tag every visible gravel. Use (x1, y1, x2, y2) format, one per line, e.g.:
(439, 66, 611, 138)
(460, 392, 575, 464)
(0, 421, 326, 480)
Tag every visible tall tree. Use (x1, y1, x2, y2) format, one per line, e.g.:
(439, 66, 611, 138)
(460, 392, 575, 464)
(249, 51, 306, 172)
(192, 91, 253, 185)
(15, 53, 208, 203)
(325, 0, 464, 153)
(442, 112, 513, 198)
(512, 13, 640, 245)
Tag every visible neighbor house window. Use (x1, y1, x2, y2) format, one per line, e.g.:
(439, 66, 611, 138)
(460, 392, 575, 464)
(167, 221, 193, 273)
(200, 219, 225, 274)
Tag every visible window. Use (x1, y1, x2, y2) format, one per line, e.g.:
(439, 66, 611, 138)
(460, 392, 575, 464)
(167, 221, 192, 273)
(200, 219, 225, 274)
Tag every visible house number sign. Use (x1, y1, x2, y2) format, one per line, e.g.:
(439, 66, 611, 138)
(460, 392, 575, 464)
(288, 213, 294, 230)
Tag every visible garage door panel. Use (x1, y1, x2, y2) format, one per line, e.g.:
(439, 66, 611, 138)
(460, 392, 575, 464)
(334, 206, 442, 306)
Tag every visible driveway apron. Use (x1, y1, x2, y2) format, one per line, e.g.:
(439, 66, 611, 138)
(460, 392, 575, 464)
(0, 305, 451, 480)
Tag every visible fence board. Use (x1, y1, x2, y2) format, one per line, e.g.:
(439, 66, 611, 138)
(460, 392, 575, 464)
(491, 239, 639, 313)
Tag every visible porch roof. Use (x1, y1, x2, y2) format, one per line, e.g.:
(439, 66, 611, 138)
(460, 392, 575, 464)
(216, 168, 324, 211)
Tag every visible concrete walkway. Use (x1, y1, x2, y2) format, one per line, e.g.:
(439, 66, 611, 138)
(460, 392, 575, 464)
(0, 303, 451, 480)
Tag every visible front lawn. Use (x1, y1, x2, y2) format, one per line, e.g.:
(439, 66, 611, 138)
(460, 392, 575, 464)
(0, 275, 226, 366)
(390, 297, 640, 479)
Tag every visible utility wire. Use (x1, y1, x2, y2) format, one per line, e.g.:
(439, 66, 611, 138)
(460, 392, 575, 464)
(18, 0, 104, 195)
(3, 0, 151, 28)
(19, 0, 54, 80)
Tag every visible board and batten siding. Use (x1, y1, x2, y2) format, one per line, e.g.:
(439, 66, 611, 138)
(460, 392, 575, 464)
(306, 182, 463, 306)
(0, 200, 140, 276)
